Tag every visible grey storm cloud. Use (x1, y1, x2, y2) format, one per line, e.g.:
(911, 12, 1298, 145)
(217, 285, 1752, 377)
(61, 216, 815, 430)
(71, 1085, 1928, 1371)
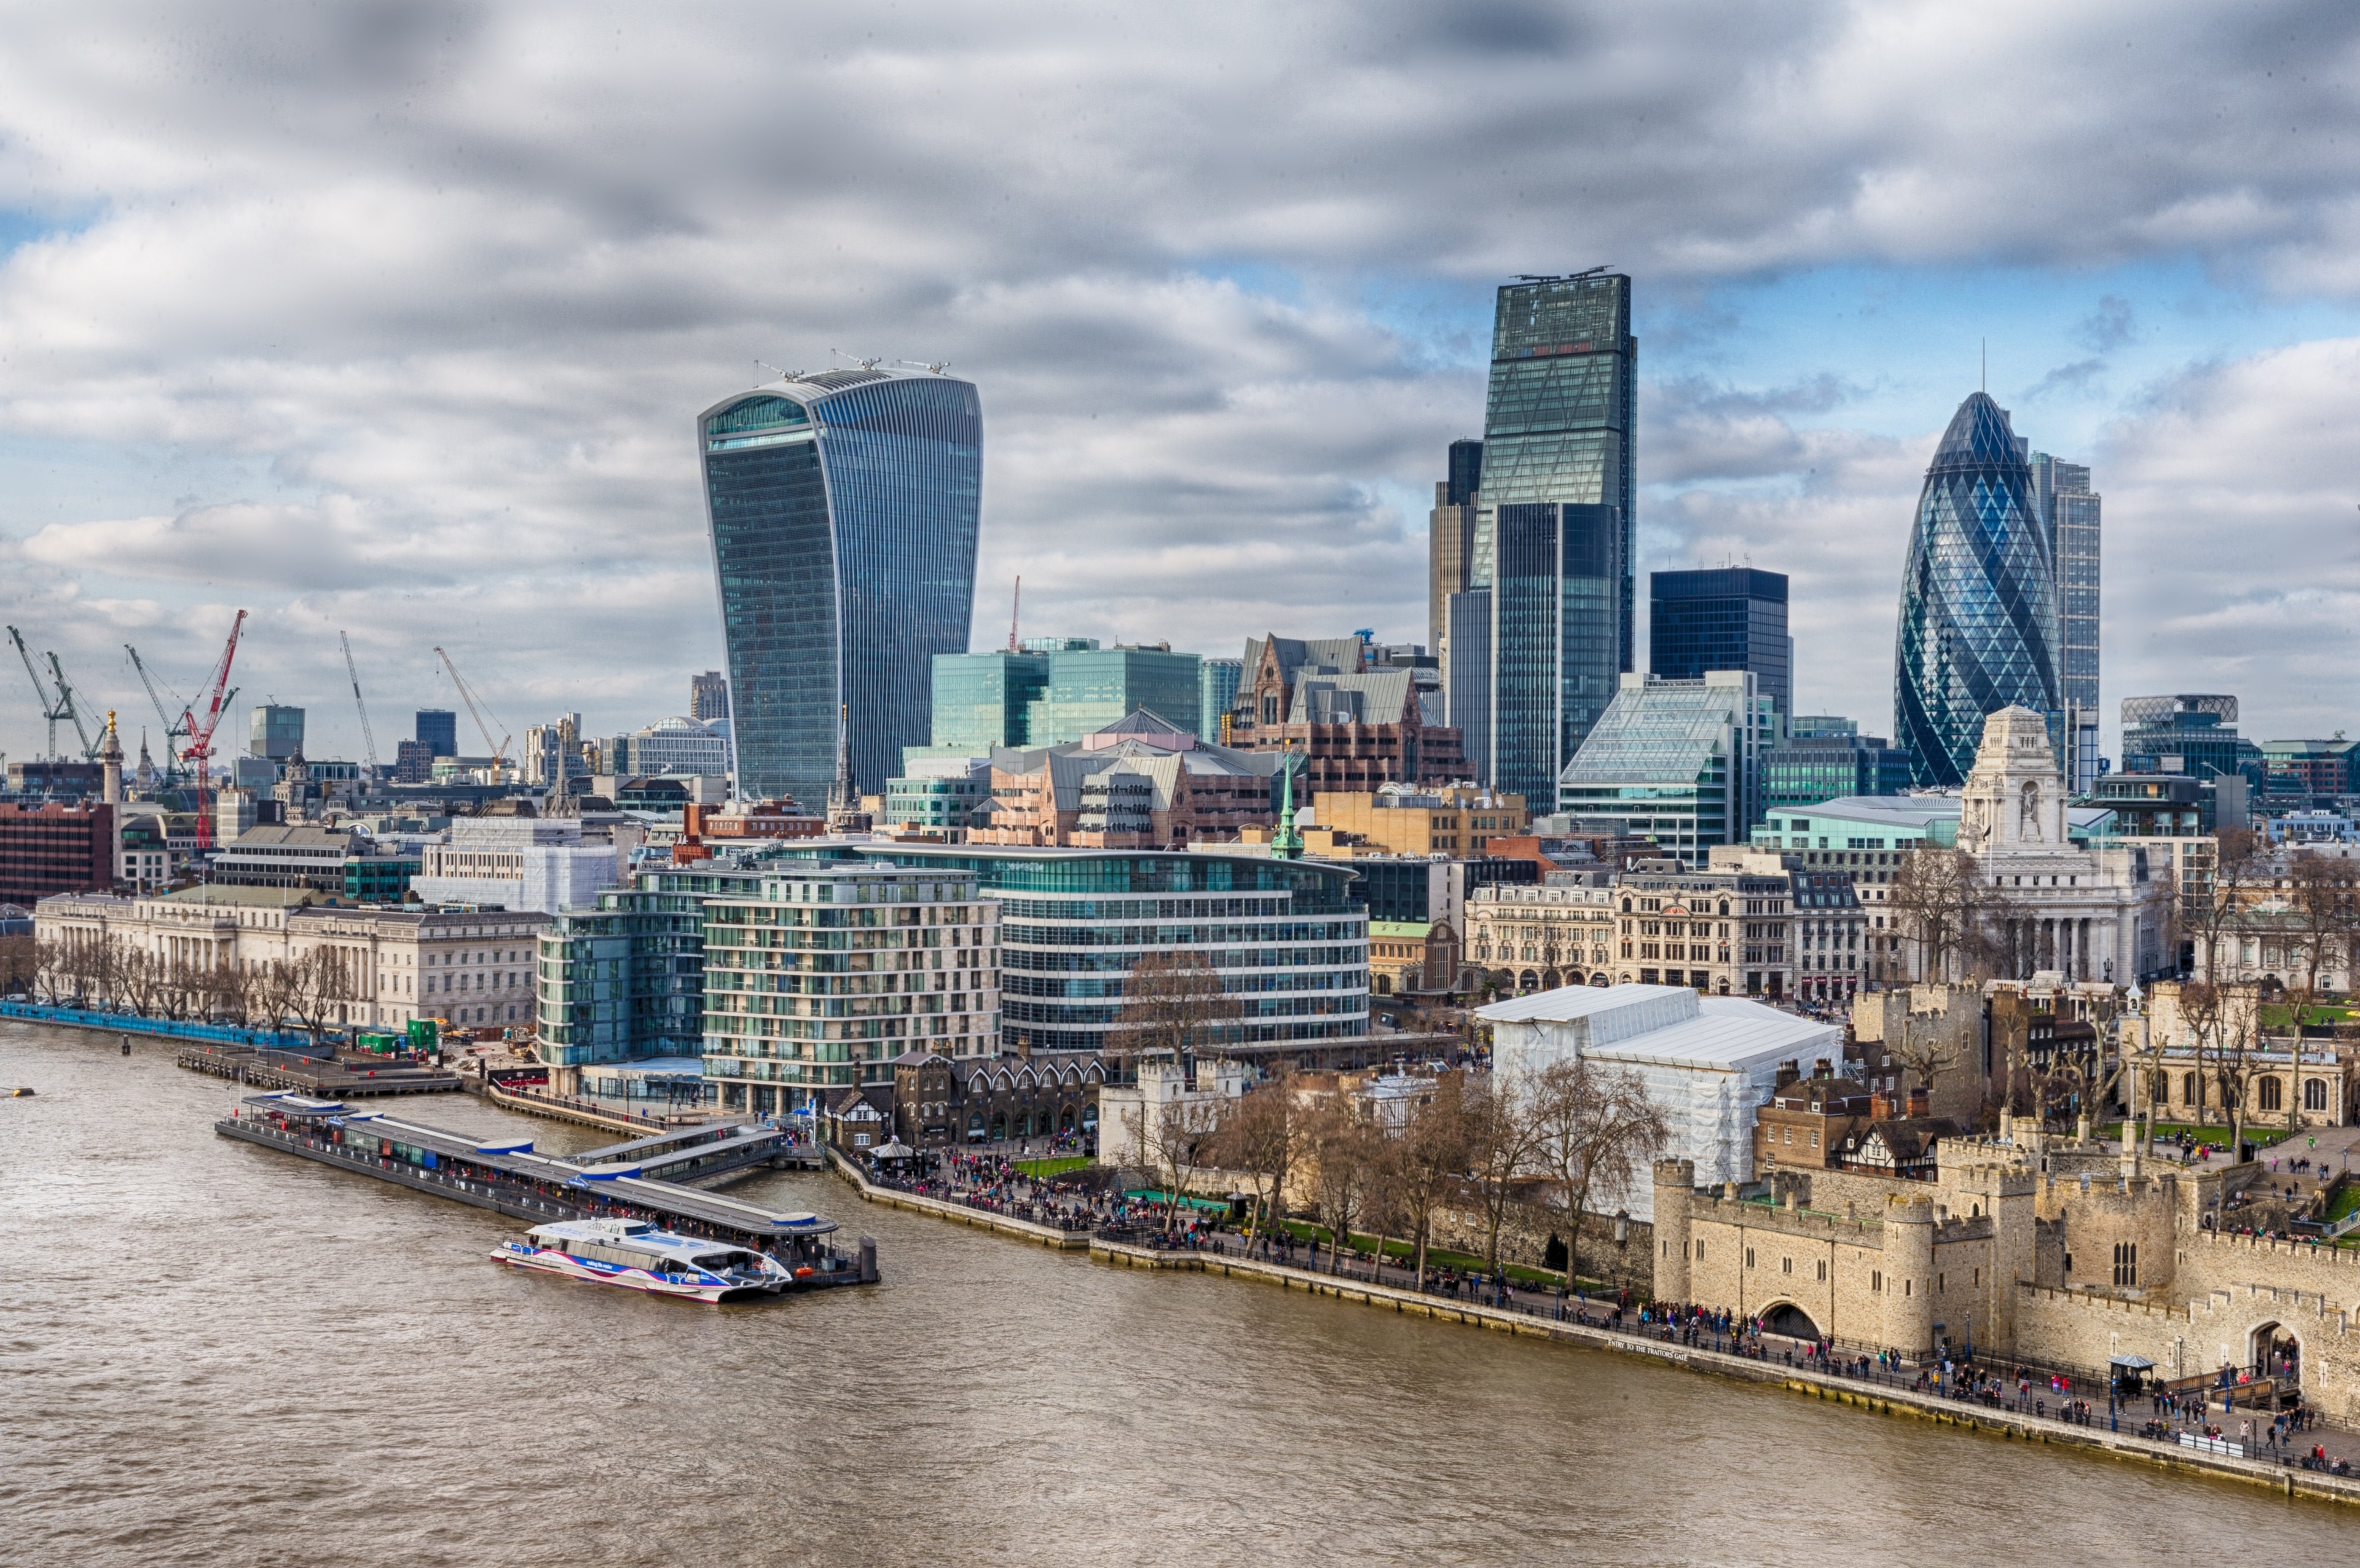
(1, 1, 2358, 752)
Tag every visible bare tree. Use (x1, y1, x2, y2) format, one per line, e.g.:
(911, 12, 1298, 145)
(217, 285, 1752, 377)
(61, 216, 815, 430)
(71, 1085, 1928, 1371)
(1528, 1056, 1666, 1289)
(1114, 950, 1244, 1066)
(280, 946, 363, 1045)
(1883, 1004, 1962, 1105)
(1888, 847, 1984, 982)
(1122, 1074, 1225, 1233)
(2177, 979, 2264, 1154)
(1307, 1094, 1378, 1275)
(0, 931, 35, 998)
(1208, 1074, 1305, 1252)
(1461, 1070, 1546, 1276)
(111, 944, 162, 1019)
(1390, 1074, 1473, 1288)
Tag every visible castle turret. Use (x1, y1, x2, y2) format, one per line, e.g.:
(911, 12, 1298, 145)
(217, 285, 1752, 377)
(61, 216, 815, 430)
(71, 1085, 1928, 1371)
(1882, 1194, 1937, 1355)
(1653, 1158, 1696, 1303)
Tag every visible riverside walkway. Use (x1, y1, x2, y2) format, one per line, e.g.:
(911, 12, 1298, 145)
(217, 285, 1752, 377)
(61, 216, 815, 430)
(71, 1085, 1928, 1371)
(831, 1147, 2360, 1505)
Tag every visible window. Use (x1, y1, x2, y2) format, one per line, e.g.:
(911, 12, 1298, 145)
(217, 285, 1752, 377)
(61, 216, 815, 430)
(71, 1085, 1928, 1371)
(1871, 1270, 1883, 1293)
(2112, 1241, 2138, 1287)
(1780, 1256, 1793, 1275)
(1694, 1239, 1705, 1260)
(2259, 1076, 2283, 1112)
(2306, 1078, 2330, 1113)
(1745, 1248, 1755, 1269)
(1815, 1261, 1827, 1282)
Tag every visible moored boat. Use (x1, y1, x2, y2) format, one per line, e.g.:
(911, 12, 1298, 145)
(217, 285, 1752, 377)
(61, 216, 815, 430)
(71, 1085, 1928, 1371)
(494, 1218, 794, 1301)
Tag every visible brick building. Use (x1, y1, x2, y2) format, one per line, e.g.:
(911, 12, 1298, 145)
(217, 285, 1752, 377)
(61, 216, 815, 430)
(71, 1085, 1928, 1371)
(0, 802, 113, 908)
(1222, 635, 1466, 790)
(890, 1048, 1106, 1151)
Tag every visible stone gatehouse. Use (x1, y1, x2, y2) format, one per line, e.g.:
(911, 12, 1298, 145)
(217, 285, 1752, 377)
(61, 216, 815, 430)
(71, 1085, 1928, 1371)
(1653, 1123, 2360, 1421)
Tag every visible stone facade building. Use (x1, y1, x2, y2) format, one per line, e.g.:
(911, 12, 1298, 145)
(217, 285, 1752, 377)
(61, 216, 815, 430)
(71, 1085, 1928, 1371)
(1655, 1125, 2360, 1421)
(889, 1048, 1106, 1151)
(970, 711, 1293, 849)
(1466, 877, 1618, 992)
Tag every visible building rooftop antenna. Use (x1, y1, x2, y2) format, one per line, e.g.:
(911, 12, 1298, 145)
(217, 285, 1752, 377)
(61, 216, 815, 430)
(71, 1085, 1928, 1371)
(827, 348, 884, 372)
(1007, 576, 1022, 653)
(895, 358, 951, 375)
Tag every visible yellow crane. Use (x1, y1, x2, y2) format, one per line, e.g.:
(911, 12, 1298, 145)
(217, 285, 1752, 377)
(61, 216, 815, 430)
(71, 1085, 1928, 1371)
(433, 646, 513, 783)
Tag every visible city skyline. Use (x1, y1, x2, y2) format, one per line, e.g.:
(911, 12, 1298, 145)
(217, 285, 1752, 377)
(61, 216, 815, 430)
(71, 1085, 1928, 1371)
(2, 8, 2359, 765)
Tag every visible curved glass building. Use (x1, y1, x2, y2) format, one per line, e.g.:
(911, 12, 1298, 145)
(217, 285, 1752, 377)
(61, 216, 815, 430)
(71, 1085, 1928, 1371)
(1894, 393, 2059, 787)
(699, 369, 981, 807)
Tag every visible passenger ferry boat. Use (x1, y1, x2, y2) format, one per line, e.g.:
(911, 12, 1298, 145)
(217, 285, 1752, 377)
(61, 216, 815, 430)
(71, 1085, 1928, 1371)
(494, 1218, 795, 1301)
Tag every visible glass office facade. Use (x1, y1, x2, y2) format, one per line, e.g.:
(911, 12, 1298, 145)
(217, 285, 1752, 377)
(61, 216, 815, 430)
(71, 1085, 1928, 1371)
(1557, 672, 1764, 867)
(1473, 273, 1634, 656)
(701, 370, 981, 809)
(1023, 646, 1203, 743)
(1199, 658, 1243, 743)
(1894, 393, 2060, 787)
(930, 651, 1051, 751)
(1491, 501, 1624, 809)
(1649, 568, 1792, 721)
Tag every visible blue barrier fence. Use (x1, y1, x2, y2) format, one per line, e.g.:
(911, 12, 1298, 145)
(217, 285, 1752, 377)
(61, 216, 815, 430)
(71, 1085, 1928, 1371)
(0, 998, 312, 1051)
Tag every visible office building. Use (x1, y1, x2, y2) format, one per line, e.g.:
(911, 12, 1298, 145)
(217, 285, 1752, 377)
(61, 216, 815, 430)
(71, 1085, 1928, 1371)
(1474, 272, 1637, 799)
(1312, 785, 1529, 858)
(2030, 452, 2102, 793)
(1556, 670, 1771, 866)
(1894, 393, 2061, 786)
(701, 864, 1001, 1113)
(1444, 589, 1492, 781)
(883, 759, 992, 837)
(1025, 643, 1202, 745)
(536, 863, 743, 1078)
(2119, 695, 2252, 782)
(1428, 437, 1482, 659)
(1224, 635, 1466, 790)
(690, 670, 730, 723)
(249, 705, 304, 761)
(602, 716, 733, 778)
(700, 367, 982, 809)
(415, 710, 459, 758)
(1198, 658, 1243, 745)
(1760, 731, 1914, 809)
(929, 650, 1052, 751)
(0, 802, 113, 907)
(1649, 568, 1792, 721)
(411, 815, 621, 914)
(969, 710, 1293, 848)
(1790, 715, 1857, 740)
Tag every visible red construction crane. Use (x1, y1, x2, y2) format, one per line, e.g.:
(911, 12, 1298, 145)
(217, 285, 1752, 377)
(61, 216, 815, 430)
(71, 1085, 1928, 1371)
(181, 610, 248, 853)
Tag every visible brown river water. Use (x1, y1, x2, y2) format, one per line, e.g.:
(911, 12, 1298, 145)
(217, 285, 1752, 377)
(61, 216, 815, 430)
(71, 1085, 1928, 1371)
(2, 1020, 2351, 1566)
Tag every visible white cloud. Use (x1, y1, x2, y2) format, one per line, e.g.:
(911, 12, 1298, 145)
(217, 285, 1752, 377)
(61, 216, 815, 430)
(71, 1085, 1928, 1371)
(0, 1, 2356, 758)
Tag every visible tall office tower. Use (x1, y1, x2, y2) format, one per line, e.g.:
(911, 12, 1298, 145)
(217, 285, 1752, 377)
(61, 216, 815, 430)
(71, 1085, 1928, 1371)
(1428, 437, 1483, 658)
(1490, 502, 1625, 807)
(1444, 590, 1492, 783)
(249, 704, 304, 761)
(929, 649, 1052, 751)
(699, 368, 981, 807)
(690, 670, 730, 723)
(415, 709, 458, 758)
(1648, 568, 1792, 724)
(1894, 393, 2060, 788)
(1475, 272, 1636, 798)
(2029, 453, 2102, 794)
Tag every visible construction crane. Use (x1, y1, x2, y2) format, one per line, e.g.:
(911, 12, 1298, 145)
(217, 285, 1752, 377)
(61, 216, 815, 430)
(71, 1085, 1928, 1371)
(125, 644, 192, 785)
(340, 631, 380, 771)
(434, 646, 512, 782)
(45, 651, 100, 761)
(7, 626, 69, 759)
(180, 610, 248, 853)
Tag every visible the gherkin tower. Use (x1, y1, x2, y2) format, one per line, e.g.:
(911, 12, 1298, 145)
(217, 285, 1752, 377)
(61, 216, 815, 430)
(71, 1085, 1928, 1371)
(1893, 393, 2060, 787)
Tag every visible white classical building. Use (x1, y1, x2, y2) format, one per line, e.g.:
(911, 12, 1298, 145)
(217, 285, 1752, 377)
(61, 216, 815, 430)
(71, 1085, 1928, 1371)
(1478, 984, 1838, 1220)
(1945, 706, 2163, 984)
(409, 815, 623, 914)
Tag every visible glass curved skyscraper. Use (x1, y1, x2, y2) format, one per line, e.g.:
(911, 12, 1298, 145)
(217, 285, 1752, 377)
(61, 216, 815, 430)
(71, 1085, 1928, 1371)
(1894, 392, 2059, 787)
(700, 369, 981, 807)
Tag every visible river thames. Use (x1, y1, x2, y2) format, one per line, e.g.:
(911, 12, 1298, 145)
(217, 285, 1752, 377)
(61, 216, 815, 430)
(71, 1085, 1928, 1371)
(2, 1021, 2351, 1566)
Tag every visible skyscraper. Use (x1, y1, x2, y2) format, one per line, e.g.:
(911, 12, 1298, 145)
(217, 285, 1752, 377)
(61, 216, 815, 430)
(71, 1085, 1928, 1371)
(690, 670, 730, 723)
(699, 368, 981, 807)
(1428, 437, 1482, 657)
(1894, 393, 2061, 787)
(1474, 270, 1637, 798)
(415, 709, 458, 758)
(1649, 568, 1792, 723)
(2029, 453, 2102, 793)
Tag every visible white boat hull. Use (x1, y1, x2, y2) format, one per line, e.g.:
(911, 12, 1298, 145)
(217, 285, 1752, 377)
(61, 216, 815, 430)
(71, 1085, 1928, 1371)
(492, 1242, 784, 1302)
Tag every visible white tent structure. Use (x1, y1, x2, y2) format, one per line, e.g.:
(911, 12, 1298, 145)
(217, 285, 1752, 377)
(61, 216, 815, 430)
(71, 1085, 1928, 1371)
(1479, 984, 1839, 1221)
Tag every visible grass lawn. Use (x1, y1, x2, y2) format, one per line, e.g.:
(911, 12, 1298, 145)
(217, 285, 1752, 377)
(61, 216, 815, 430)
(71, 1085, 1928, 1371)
(2259, 1003, 2354, 1028)
(1016, 1156, 1093, 1180)
(2326, 1184, 2360, 1225)
(2100, 1121, 2291, 1149)
(1264, 1218, 1605, 1291)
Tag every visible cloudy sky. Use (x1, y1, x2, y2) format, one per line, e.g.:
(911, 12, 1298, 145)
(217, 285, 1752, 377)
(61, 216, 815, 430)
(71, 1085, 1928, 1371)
(2, 1, 2357, 769)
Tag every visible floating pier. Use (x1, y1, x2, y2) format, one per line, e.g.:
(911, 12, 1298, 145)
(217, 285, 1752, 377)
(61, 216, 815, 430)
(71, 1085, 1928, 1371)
(219, 1093, 872, 1286)
(179, 1043, 460, 1097)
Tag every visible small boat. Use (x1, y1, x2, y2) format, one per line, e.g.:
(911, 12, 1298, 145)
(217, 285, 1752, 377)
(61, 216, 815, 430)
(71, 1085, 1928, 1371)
(493, 1218, 793, 1302)
(6, 1086, 33, 1097)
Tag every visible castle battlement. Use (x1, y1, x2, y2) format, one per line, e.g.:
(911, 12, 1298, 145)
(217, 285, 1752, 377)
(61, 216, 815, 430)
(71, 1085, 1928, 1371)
(2019, 1282, 2186, 1322)
(1697, 1193, 1883, 1239)
(2192, 1230, 2360, 1267)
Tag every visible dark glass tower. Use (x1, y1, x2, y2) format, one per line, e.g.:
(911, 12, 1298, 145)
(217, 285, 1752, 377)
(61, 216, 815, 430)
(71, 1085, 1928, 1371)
(1649, 568, 1792, 720)
(1476, 272, 1636, 794)
(700, 369, 981, 808)
(1491, 502, 1624, 807)
(1893, 393, 2059, 787)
